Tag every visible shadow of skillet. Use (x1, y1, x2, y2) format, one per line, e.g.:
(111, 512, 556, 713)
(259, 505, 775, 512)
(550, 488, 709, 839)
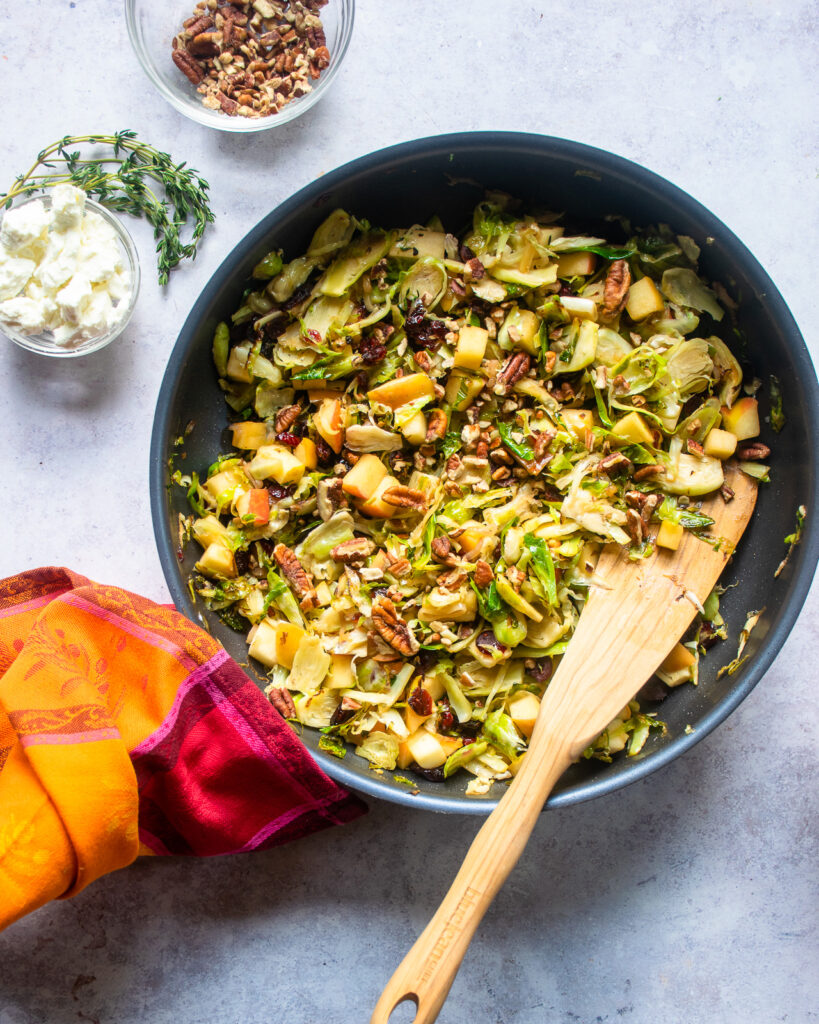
(0, 734, 730, 1024)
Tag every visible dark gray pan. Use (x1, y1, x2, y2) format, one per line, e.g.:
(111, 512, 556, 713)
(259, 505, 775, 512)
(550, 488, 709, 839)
(150, 133, 819, 813)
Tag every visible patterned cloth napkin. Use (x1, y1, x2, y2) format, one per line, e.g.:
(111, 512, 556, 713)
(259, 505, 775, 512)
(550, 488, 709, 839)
(0, 568, 366, 931)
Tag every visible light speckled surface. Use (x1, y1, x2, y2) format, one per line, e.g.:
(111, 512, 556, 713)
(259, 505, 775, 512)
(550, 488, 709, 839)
(0, 2, 817, 1022)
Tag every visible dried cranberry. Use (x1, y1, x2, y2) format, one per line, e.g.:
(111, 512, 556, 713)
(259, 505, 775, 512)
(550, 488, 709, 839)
(528, 658, 553, 685)
(459, 243, 477, 263)
(266, 483, 294, 503)
(404, 299, 447, 351)
(329, 705, 356, 726)
(699, 621, 721, 650)
(411, 765, 446, 783)
(458, 719, 482, 738)
(303, 328, 322, 346)
(417, 649, 441, 672)
(359, 334, 387, 365)
(276, 431, 301, 448)
(437, 699, 455, 732)
(408, 686, 433, 717)
(637, 679, 668, 703)
(314, 438, 334, 465)
(283, 273, 318, 310)
(558, 284, 575, 296)
(234, 549, 250, 575)
(475, 630, 506, 657)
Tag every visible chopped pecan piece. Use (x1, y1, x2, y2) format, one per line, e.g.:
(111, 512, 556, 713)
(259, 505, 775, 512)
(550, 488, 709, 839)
(602, 259, 631, 319)
(425, 409, 448, 442)
(268, 686, 296, 719)
(273, 543, 317, 607)
(736, 441, 771, 460)
(381, 486, 428, 511)
(275, 402, 302, 433)
(625, 508, 644, 545)
(474, 559, 494, 587)
(598, 452, 632, 475)
(371, 597, 419, 656)
(316, 477, 348, 521)
(633, 463, 665, 482)
(413, 349, 433, 374)
(720, 484, 735, 503)
(496, 351, 531, 390)
(331, 537, 376, 564)
(386, 556, 411, 578)
(686, 439, 705, 458)
(445, 453, 464, 478)
(464, 256, 485, 280)
(188, 31, 220, 56)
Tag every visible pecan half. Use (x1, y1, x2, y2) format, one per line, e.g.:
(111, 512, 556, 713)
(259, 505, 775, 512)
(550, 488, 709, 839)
(474, 559, 494, 587)
(331, 537, 376, 564)
(371, 597, 419, 656)
(425, 409, 448, 442)
(430, 536, 457, 566)
(268, 686, 296, 719)
(602, 259, 631, 319)
(496, 351, 531, 389)
(184, 14, 214, 37)
(172, 48, 204, 83)
(382, 486, 428, 511)
(273, 543, 317, 607)
(275, 402, 302, 434)
(736, 441, 771, 460)
(386, 556, 411, 578)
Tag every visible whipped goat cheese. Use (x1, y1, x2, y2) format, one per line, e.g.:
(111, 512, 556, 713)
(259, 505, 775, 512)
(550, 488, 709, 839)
(0, 186, 132, 347)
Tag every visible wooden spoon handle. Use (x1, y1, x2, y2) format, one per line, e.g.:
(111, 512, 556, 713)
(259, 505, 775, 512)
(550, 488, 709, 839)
(370, 721, 575, 1024)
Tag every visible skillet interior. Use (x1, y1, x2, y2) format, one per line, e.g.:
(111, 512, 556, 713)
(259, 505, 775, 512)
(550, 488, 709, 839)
(150, 132, 819, 812)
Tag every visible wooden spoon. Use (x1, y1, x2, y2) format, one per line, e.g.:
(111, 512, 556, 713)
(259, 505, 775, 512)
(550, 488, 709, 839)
(371, 465, 757, 1024)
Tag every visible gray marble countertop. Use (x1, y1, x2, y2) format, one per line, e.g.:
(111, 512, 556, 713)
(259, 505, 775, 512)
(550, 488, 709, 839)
(1, 2, 817, 1022)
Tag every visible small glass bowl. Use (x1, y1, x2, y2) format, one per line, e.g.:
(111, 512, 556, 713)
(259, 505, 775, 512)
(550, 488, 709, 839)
(0, 195, 140, 358)
(126, 0, 355, 133)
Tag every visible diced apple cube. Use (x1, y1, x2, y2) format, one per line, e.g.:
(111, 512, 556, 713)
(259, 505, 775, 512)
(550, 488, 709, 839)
(312, 397, 345, 453)
(247, 444, 306, 486)
(422, 675, 446, 701)
(400, 409, 427, 446)
(561, 408, 596, 441)
(656, 520, 684, 551)
(230, 421, 268, 450)
(226, 342, 253, 382)
(196, 542, 237, 579)
(455, 526, 488, 556)
(367, 373, 435, 410)
(235, 488, 270, 526)
(611, 411, 654, 446)
(342, 454, 388, 501)
(453, 325, 488, 370)
(720, 397, 760, 441)
(659, 642, 695, 675)
(293, 437, 317, 469)
(326, 653, 354, 689)
(559, 295, 598, 321)
(444, 373, 484, 411)
(625, 277, 665, 321)
(703, 427, 738, 460)
(357, 474, 401, 518)
(508, 692, 541, 739)
(247, 619, 279, 668)
(556, 251, 597, 277)
(274, 620, 306, 669)
(405, 729, 448, 769)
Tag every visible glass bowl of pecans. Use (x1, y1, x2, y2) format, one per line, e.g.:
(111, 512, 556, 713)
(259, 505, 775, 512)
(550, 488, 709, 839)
(126, 0, 354, 132)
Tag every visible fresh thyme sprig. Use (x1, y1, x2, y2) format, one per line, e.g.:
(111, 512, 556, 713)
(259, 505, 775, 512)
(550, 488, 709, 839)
(1, 130, 215, 286)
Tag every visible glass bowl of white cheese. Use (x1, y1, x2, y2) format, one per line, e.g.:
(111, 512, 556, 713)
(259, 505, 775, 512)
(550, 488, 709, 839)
(0, 186, 140, 357)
